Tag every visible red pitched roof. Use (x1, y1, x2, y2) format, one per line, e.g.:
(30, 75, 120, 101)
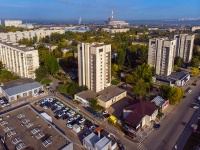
(124, 100, 157, 126)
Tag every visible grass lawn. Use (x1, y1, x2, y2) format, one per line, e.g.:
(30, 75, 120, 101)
(111, 80, 120, 85)
(41, 78, 52, 85)
(183, 120, 200, 150)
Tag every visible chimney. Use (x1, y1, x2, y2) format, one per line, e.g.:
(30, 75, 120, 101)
(98, 131, 100, 138)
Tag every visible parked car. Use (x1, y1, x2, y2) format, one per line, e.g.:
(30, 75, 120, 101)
(102, 110, 108, 115)
(67, 118, 74, 123)
(154, 124, 161, 130)
(79, 118, 85, 124)
(82, 132, 91, 138)
(66, 123, 73, 129)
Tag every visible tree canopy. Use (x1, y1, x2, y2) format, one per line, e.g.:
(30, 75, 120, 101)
(191, 67, 199, 77)
(160, 85, 183, 105)
(89, 98, 104, 112)
(35, 66, 48, 82)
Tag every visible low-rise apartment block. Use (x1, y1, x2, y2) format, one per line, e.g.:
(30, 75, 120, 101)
(0, 40, 39, 78)
(0, 29, 65, 43)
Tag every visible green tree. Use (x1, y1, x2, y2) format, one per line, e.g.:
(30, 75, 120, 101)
(174, 56, 183, 67)
(89, 98, 103, 112)
(44, 55, 59, 75)
(191, 57, 200, 67)
(133, 63, 153, 84)
(132, 79, 149, 98)
(160, 85, 183, 105)
(35, 66, 48, 81)
(126, 74, 134, 84)
(191, 67, 199, 77)
(111, 63, 119, 75)
(117, 50, 126, 68)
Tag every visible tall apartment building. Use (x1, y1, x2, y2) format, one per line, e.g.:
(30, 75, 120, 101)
(0, 40, 39, 79)
(174, 34, 195, 63)
(0, 29, 65, 43)
(4, 20, 22, 27)
(148, 38, 176, 76)
(78, 43, 111, 92)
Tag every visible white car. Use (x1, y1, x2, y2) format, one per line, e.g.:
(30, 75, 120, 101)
(67, 118, 74, 123)
(193, 106, 199, 109)
(43, 106, 47, 110)
(102, 110, 108, 115)
(79, 118, 85, 124)
(89, 126, 97, 131)
(1, 104, 7, 108)
(74, 115, 80, 120)
(33, 93, 38, 97)
(66, 124, 72, 129)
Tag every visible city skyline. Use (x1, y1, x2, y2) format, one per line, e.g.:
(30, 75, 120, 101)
(0, 0, 199, 22)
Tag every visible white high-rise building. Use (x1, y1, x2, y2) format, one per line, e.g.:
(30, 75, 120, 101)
(0, 40, 39, 79)
(148, 38, 176, 76)
(4, 20, 22, 27)
(174, 34, 195, 63)
(78, 43, 111, 92)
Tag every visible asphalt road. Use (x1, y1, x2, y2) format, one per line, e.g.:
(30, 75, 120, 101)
(141, 79, 200, 150)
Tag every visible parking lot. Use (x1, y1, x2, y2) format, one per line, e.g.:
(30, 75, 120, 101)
(33, 97, 100, 150)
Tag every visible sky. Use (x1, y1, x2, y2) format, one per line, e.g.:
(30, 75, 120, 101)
(0, 0, 199, 22)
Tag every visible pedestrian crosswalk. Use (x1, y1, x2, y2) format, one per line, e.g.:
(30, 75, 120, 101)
(137, 143, 148, 150)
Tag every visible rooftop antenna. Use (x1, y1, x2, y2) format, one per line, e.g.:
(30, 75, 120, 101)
(79, 16, 82, 25)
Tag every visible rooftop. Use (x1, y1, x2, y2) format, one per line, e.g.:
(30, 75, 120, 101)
(151, 96, 166, 107)
(168, 71, 189, 80)
(84, 132, 100, 147)
(97, 86, 125, 102)
(4, 82, 42, 96)
(0, 105, 71, 150)
(124, 100, 157, 126)
(75, 86, 126, 102)
(95, 136, 110, 149)
(0, 40, 38, 52)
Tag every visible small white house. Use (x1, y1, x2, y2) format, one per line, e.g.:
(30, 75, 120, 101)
(73, 124, 81, 133)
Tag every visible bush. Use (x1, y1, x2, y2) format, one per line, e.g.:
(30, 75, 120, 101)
(41, 78, 52, 85)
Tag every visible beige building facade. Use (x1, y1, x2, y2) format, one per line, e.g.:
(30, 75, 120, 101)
(78, 43, 111, 92)
(148, 38, 176, 76)
(0, 29, 65, 43)
(0, 40, 39, 78)
(174, 34, 195, 63)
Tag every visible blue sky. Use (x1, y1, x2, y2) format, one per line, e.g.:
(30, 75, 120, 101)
(0, 0, 199, 22)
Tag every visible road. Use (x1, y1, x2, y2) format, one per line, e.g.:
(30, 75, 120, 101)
(141, 78, 200, 150)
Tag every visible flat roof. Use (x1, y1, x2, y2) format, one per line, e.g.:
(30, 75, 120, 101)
(1, 78, 36, 90)
(4, 82, 42, 96)
(76, 86, 126, 102)
(97, 86, 126, 102)
(168, 71, 189, 80)
(0, 105, 71, 150)
(151, 96, 166, 107)
(75, 90, 97, 101)
(0, 41, 37, 52)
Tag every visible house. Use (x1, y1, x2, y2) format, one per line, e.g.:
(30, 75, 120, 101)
(0, 78, 43, 102)
(123, 100, 158, 132)
(83, 131, 117, 150)
(151, 96, 169, 111)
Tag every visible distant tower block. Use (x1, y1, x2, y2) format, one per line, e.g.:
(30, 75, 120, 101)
(79, 17, 82, 25)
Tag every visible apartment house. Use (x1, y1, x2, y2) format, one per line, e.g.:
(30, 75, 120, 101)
(0, 40, 39, 79)
(148, 38, 176, 76)
(78, 43, 111, 92)
(0, 29, 65, 43)
(174, 34, 195, 63)
(4, 20, 22, 27)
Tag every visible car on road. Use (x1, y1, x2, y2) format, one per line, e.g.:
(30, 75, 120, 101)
(191, 104, 199, 109)
(154, 124, 161, 130)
